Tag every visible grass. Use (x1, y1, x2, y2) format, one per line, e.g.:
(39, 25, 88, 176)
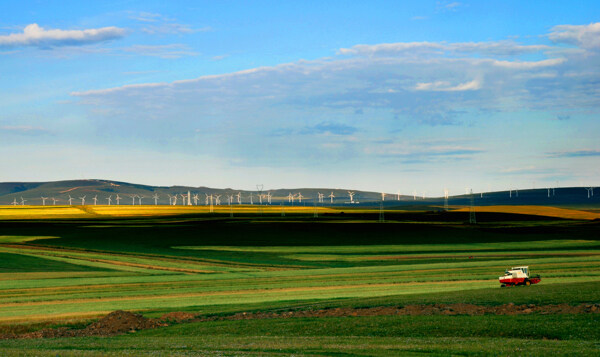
(0, 209, 598, 354)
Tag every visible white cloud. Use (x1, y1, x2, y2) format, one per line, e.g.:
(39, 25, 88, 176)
(549, 22, 600, 50)
(491, 58, 566, 69)
(415, 79, 481, 91)
(339, 40, 550, 57)
(0, 23, 125, 48)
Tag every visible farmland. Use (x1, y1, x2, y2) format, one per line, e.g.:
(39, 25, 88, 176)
(0, 205, 598, 355)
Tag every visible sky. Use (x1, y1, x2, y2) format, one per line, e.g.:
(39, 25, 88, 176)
(1, 1, 599, 195)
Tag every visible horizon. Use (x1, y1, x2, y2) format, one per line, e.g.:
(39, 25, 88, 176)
(1, 1, 599, 193)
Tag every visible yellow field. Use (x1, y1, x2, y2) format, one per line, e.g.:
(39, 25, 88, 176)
(0, 205, 336, 219)
(453, 205, 600, 220)
(1, 204, 598, 220)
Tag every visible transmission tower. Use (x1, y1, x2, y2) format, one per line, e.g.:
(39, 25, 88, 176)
(469, 189, 476, 224)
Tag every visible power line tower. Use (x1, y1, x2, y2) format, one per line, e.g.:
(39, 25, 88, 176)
(469, 189, 476, 225)
(379, 201, 385, 223)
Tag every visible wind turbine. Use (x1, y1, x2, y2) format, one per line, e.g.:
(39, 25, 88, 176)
(237, 192, 242, 204)
(51, 197, 58, 205)
(228, 194, 234, 205)
(444, 188, 449, 212)
(41, 197, 48, 206)
(192, 194, 199, 205)
(153, 193, 160, 205)
(329, 192, 335, 203)
(11, 198, 18, 206)
(214, 194, 221, 205)
(68, 195, 74, 205)
(20, 197, 26, 206)
(586, 187, 595, 198)
(138, 195, 144, 205)
(348, 191, 355, 204)
(172, 194, 178, 205)
(297, 192, 304, 204)
(258, 193, 263, 205)
(106, 195, 112, 205)
(204, 193, 210, 205)
(92, 195, 98, 205)
(186, 191, 192, 206)
(131, 195, 137, 205)
(381, 192, 385, 201)
(288, 193, 294, 204)
(116, 194, 121, 205)
(267, 192, 272, 204)
(79, 195, 86, 205)
(318, 192, 324, 203)
(180, 194, 187, 205)
(249, 193, 254, 205)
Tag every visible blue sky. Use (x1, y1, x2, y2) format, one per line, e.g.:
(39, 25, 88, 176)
(1, 1, 599, 195)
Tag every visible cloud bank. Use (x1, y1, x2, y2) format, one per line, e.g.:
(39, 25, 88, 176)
(0, 24, 125, 48)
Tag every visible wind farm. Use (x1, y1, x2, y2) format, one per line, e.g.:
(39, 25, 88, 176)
(2, 1, 600, 355)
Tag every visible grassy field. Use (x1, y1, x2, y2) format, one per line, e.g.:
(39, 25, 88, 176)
(0, 206, 598, 355)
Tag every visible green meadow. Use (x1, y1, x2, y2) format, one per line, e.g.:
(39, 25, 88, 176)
(0, 207, 598, 355)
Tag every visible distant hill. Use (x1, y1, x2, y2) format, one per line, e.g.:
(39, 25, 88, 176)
(0, 179, 598, 208)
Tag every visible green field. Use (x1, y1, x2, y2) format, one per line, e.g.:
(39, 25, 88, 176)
(0, 207, 598, 355)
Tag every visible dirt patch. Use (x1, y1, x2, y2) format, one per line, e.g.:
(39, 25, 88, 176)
(0, 310, 166, 339)
(1, 303, 598, 340)
(201, 302, 600, 321)
(160, 311, 196, 323)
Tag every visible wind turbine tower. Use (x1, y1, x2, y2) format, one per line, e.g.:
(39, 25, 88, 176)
(469, 189, 476, 225)
(107, 195, 112, 205)
(348, 191, 355, 204)
(68, 195, 74, 206)
(92, 195, 98, 205)
(153, 193, 160, 205)
(187, 191, 192, 206)
(41, 197, 48, 206)
(237, 192, 242, 205)
(297, 192, 304, 204)
(51, 197, 58, 205)
(329, 192, 335, 204)
(79, 196, 86, 205)
(116, 194, 121, 205)
(444, 188, 449, 212)
(131, 195, 137, 205)
(138, 195, 144, 205)
(20, 197, 26, 206)
(288, 193, 293, 204)
(193, 194, 199, 205)
(381, 192, 385, 201)
(11, 198, 18, 206)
